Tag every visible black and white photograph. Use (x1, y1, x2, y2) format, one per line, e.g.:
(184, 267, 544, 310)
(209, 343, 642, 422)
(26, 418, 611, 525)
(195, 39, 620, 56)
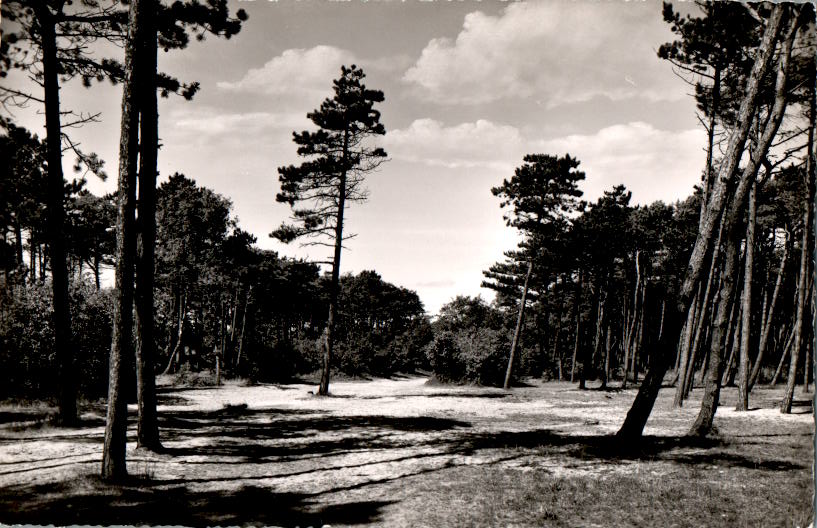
(0, 0, 815, 525)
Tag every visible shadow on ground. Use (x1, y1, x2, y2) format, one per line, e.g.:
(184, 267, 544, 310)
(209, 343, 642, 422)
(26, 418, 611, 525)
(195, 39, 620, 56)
(0, 478, 394, 527)
(0, 389, 809, 526)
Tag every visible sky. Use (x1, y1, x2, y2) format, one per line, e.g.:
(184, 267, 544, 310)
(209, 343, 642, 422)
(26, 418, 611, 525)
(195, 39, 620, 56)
(4, 0, 708, 315)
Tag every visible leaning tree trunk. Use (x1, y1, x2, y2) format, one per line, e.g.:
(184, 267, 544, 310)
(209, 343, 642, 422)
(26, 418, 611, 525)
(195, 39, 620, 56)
(134, 0, 160, 451)
(102, 0, 144, 480)
(736, 181, 757, 410)
(39, 2, 77, 426)
(781, 119, 815, 412)
(689, 234, 741, 437)
(504, 260, 533, 389)
(617, 5, 791, 440)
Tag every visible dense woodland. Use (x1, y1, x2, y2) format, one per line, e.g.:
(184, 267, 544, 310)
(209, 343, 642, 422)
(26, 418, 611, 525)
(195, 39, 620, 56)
(0, 0, 815, 482)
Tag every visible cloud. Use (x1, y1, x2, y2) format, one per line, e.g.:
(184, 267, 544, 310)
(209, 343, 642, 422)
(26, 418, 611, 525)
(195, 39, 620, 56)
(403, 2, 684, 107)
(383, 118, 525, 170)
(172, 110, 309, 135)
(540, 122, 706, 204)
(384, 118, 706, 204)
(217, 45, 355, 97)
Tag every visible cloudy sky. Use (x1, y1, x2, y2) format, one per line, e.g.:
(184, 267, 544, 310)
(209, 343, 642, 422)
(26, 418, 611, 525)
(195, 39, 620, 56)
(7, 0, 707, 314)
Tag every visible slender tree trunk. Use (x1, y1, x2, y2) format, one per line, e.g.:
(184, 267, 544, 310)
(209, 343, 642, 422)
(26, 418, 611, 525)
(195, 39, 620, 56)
(736, 182, 756, 410)
(235, 286, 251, 370)
(750, 233, 789, 388)
(570, 270, 583, 383)
(102, 0, 144, 480)
(781, 52, 815, 413)
(601, 323, 611, 389)
(39, 1, 77, 426)
(772, 325, 796, 385)
(134, 0, 160, 451)
(164, 291, 186, 374)
(674, 293, 698, 407)
(93, 255, 101, 290)
(14, 223, 24, 270)
(722, 306, 742, 387)
(618, 6, 792, 439)
(319, 131, 350, 396)
(504, 260, 533, 389)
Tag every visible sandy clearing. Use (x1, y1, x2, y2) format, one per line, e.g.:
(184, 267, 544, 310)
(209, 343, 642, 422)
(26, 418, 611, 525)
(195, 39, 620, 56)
(0, 376, 812, 526)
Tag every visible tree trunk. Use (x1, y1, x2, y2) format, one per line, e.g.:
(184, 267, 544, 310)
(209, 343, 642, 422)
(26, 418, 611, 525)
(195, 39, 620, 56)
(750, 233, 789, 388)
(570, 270, 583, 383)
(134, 0, 160, 451)
(601, 323, 611, 389)
(39, 1, 77, 426)
(164, 291, 186, 374)
(102, 0, 144, 480)
(781, 48, 815, 413)
(319, 131, 350, 396)
(504, 260, 533, 389)
(689, 237, 740, 437)
(722, 306, 742, 387)
(618, 5, 791, 439)
(674, 293, 698, 407)
(736, 181, 756, 410)
(235, 286, 251, 370)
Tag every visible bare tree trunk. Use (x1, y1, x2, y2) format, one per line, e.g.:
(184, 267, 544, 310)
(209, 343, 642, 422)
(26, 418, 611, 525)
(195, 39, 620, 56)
(163, 292, 186, 374)
(772, 325, 796, 386)
(722, 306, 742, 387)
(134, 0, 160, 451)
(102, 0, 144, 479)
(319, 131, 349, 396)
(750, 232, 789, 389)
(601, 323, 611, 389)
(570, 270, 583, 383)
(674, 294, 698, 407)
(235, 286, 251, 370)
(690, 236, 740, 437)
(504, 260, 532, 389)
(781, 50, 815, 413)
(39, 1, 77, 426)
(736, 181, 756, 410)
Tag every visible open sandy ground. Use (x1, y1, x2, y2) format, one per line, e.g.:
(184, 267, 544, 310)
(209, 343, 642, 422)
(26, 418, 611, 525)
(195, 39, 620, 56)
(0, 376, 813, 527)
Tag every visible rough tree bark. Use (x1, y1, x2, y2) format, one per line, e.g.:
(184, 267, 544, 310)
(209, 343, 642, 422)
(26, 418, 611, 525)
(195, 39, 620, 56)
(102, 0, 144, 480)
(736, 181, 756, 410)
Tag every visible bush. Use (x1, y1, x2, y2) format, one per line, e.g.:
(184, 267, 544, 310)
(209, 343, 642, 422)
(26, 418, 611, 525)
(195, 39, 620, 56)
(0, 279, 113, 400)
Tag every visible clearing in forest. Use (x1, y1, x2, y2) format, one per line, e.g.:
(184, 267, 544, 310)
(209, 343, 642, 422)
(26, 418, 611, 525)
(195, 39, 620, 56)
(0, 376, 812, 527)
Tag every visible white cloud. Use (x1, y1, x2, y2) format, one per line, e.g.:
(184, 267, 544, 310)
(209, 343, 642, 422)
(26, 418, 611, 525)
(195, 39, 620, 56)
(172, 110, 309, 135)
(403, 2, 685, 107)
(383, 118, 525, 170)
(383, 118, 706, 205)
(217, 45, 355, 97)
(540, 122, 707, 204)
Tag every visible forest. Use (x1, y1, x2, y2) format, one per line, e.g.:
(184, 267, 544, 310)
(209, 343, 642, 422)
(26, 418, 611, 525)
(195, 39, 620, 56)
(0, 1, 815, 526)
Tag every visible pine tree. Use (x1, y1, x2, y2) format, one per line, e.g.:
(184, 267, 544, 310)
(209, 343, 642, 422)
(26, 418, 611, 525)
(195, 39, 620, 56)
(272, 65, 387, 396)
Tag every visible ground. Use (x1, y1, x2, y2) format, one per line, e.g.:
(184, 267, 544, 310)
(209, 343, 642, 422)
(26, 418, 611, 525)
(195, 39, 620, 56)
(0, 376, 813, 527)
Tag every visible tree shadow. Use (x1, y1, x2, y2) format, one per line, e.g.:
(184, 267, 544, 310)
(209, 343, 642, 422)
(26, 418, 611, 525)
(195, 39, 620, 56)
(0, 478, 393, 527)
